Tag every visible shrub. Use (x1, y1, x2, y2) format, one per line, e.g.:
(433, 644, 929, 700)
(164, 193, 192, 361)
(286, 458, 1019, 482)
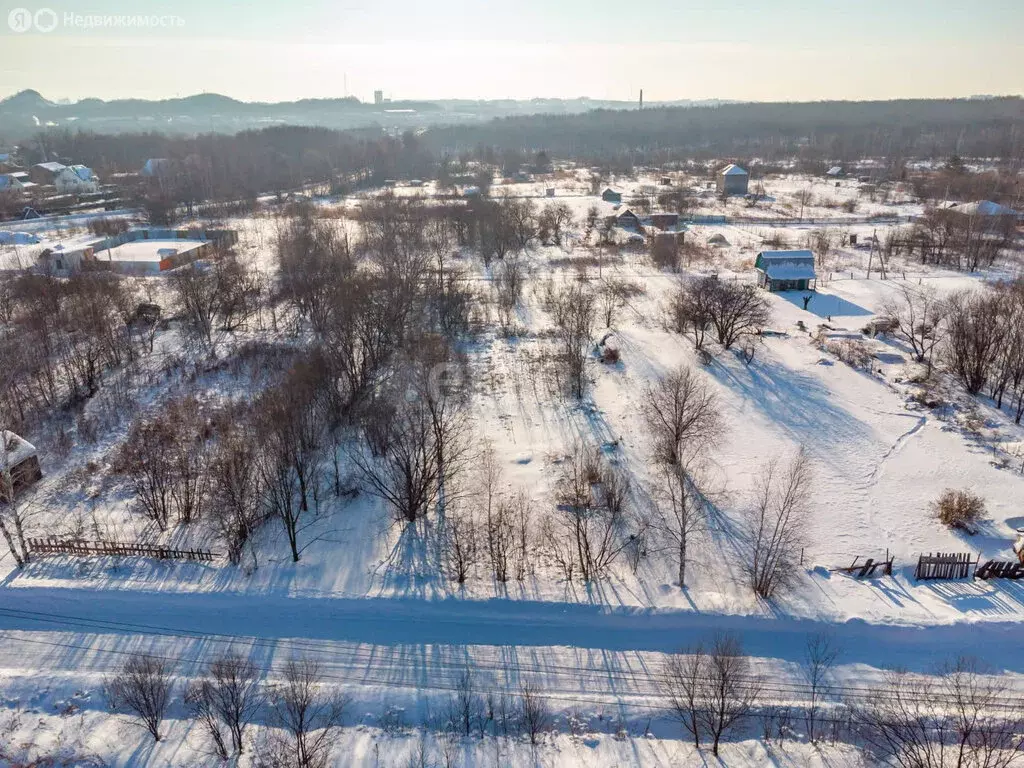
(932, 489, 985, 531)
(822, 339, 873, 370)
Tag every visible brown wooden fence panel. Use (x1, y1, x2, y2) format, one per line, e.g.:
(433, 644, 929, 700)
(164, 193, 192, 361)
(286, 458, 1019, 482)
(28, 537, 216, 562)
(915, 552, 973, 580)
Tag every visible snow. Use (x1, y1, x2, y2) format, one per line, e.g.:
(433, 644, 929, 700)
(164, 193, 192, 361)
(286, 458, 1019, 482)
(97, 239, 204, 264)
(0, 170, 1022, 765)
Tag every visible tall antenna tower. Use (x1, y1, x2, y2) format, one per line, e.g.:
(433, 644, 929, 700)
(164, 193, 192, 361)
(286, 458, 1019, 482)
(639, 89, 643, 110)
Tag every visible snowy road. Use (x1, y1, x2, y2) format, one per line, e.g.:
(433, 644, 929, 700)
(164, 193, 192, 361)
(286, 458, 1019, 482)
(0, 587, 1018, 686)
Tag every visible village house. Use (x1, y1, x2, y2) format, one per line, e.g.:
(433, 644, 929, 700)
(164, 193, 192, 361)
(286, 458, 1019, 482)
(36, 236, 106, 276)
(601, 187, 622, 204)
(947, 199, 1020, 222)
(717, 164, 749, 195)
(649, 211, 680, 230)
(54, 165, 100, 194)
(29, 161, 66, 186)
(0, 172, 35, 193)
(614, 208, 642, 231)
(755, 249, 817, 292)
(1, 430, 42, 501)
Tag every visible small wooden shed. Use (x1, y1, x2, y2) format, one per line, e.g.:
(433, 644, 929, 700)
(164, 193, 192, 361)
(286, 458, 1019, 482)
(754, 249, 817, 292)
(601, 188, 623, 204)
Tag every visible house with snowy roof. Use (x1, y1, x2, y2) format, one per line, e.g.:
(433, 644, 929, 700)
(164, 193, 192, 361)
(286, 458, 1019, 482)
(30, 161, 66, 186)
(717, 164, 749, 195)
(755, 249, 817, 292)
(1, 430, 42, 501)
(0, 172, 34, 193)
(947, 200, 1019, 220)
(601, 187, 623, 204)
(55, 165, 100, 194)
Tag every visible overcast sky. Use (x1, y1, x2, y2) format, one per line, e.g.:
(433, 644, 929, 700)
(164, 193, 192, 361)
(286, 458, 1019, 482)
(2, 0, 1022, 103)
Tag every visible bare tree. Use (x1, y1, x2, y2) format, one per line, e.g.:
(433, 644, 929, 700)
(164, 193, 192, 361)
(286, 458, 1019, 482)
(255, 362, 326, 561)
(267, 658, 348, 768)
(643, 365, 721, 466)
(354, 393, 438, 526)
(663, 643, 707, 748)
(552, 446, 631, 582)
(880, 284, 946, 367)
(494, 252, 527, 331)
(706, 281, 772, 350)
(519, 681, 551, 745)
(117, 416, 177, 531)
(808, 228, 835, 267)
(187, 653, 264, 758)
(449, 668, 483, 737)
(942, 656, 1024, 768)
(442, 505, 478, 584)
(171, 261, 220, 352)
(551, 284, 596, 399)
(209, 422, 267, 566)
(944, 289, 1005, 395)
(699, 633, 761, 757)
(669, 276, 715, 350)
(537, 202, 573, 246)
(743, 449, 812, 599)
(104, 654, 174, 742)
(803, 632, 841, 743)
(598, 278, 636, 329)
(851, 670, 948, 768)
(656, 461, 709, 589)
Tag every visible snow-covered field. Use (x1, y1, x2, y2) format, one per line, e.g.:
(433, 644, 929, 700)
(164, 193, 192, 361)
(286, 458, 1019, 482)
(1, 176, 1023, 766)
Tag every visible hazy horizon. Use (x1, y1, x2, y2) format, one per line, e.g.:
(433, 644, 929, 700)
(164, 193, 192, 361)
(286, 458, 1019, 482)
(2, 0, 1022, 104)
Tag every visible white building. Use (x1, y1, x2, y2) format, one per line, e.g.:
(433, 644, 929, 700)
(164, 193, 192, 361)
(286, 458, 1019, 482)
(0, 172, 35, 193)
(54, 165, 100, 194)
(95, 239, 208, 275)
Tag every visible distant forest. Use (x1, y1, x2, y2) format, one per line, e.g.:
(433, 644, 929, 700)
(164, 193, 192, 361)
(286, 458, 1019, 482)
(11, 98, 1021, 210)
(425, 98, 1024, 167)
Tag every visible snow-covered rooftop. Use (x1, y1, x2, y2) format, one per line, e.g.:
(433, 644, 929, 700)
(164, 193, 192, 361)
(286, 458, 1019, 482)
(720, 163, 748, 176)
(756, 249, 817, 279)
(949, 200, 1018, 217)
(1, 430, 37, 468)
(97, 239, 204, 263)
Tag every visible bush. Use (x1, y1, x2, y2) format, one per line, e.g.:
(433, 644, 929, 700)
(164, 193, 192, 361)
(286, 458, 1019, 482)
(822, 339, 873, 370)
(932, 489, 985, 531)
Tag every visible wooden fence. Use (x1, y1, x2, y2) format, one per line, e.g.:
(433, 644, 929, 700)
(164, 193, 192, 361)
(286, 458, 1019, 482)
(28, 537, 216, 562)
(974, 560, 1024, 580)
(831, 552, 894, 578)
(915, 552, 974, 580)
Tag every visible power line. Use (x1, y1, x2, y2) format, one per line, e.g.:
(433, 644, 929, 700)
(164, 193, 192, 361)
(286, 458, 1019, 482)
(1, 605, 1022, 716)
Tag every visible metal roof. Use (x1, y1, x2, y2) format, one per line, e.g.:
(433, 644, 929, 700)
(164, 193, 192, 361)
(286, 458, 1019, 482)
(721, 164, 748, 176)
(756, 250, 816, 280)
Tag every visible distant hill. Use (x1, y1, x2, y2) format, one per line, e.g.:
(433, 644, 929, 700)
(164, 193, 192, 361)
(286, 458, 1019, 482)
(0, 90, 720, 138)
